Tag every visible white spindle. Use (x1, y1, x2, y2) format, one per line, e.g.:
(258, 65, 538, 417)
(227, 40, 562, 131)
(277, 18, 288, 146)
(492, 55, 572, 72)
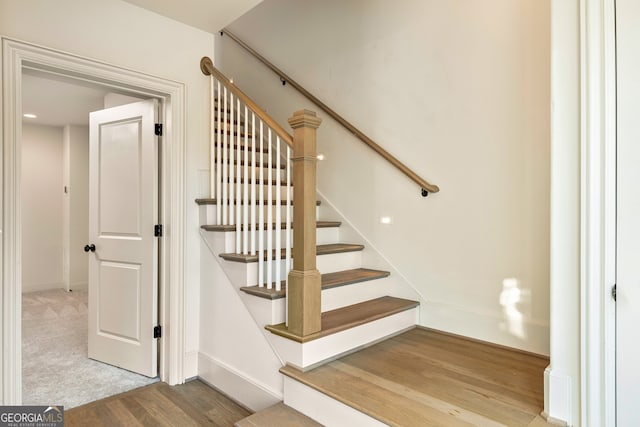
(236, 98, 242, 249)
(258, 120, 265, 287)
(210, 76, 215, 199)
(216, 81, 222, 225)
(266, 129, 273, 289)
(209, 77, 298, 293)
(285, 145, 292, 298)
(222, 87, 228, 224)
(250, 113, 257, 255)
(275, 137, 282, 291)
(243, 105, 249, 255)
(229, 94, 235, 226)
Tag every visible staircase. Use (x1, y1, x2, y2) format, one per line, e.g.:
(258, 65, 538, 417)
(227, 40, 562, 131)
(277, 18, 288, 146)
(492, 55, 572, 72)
(198, 58, 421, 424)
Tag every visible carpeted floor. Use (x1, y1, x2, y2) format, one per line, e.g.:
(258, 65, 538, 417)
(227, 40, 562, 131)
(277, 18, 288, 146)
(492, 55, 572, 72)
(22, 288, 158, 409)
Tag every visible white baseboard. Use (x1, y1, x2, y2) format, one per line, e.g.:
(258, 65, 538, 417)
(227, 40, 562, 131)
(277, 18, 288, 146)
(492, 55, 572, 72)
(544, 367, 572, 426)
(184, 350, 198, 380)
(197, 351, 282, 412)
(421, 300, 550, 356)
(69, 282, 87, 291)
(21, 282, 65, 293)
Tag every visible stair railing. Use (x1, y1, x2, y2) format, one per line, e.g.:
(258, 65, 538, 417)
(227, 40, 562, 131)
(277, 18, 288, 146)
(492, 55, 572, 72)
(201, 57, 322, 338)
(219, 29, 440, 197)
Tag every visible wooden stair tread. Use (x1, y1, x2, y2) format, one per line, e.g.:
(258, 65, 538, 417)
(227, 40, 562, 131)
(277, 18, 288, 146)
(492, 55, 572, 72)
(202, 220, 341, 232)
(234, 402, 321, 427)
(220, 243, 364, 263)
(266, 296, 419, 343)
(279, 327, 549, 426)
(195, 198, 321, 206)
(240, 268, 390, 300)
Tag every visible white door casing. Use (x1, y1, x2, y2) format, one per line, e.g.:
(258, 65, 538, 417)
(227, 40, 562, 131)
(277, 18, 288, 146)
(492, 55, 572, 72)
(616, 0, 640, 424)
(1, 38, 187, 404)
(88, 100, 159, 377)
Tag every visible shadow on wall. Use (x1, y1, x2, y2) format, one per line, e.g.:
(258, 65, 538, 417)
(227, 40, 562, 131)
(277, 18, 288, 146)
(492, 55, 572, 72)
(499, 278, 531, 341)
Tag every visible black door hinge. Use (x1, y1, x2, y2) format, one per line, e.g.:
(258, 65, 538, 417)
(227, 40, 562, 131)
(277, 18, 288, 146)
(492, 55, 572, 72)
(612, 284, 617, 302)
(153, 325, 161, 339)
(154, 224, 163, 237)
(155, 123, 163, 136)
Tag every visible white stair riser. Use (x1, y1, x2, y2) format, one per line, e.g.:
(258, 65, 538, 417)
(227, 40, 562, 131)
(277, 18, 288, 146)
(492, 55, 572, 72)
(221, 247, 362, 288)
(202, 204, 319, 224)
(283, 377, 387, 427)
(222, 259, 290, 288)
(321, 276, 391, 312)
(316, 250, 362, 274)
(240, 293, 285, 327)
(200, 225, 338, 255)
(269, 308, 418, 369)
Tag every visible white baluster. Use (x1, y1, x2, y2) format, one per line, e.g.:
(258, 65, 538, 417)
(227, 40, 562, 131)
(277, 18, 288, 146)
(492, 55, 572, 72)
(229, 94, 235, 227)
(243, 105, 249, 255)
(210, 76, 215, 200)
(275, 137, 282, 291)
(266, 129, 273, 289)
(236, 98, 242, 250)
(216, 80, 222, 225)
(222, 87, 228, 224)
(258, 120, 265, 287)
(250, 113, 256, 256)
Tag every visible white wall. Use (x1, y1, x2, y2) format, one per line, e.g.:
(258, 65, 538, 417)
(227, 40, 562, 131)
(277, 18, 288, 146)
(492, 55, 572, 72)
(21, 124, 64, 293)
(63, 125, 89, 291)
(198, 242, 283, 411)
(216, 0, 551, 355)
(0, 0, 215, 378)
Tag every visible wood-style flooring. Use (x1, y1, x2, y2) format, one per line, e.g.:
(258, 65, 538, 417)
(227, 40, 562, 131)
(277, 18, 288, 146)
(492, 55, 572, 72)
(281, 327, 552, 427)
(65, 380, 251, 427)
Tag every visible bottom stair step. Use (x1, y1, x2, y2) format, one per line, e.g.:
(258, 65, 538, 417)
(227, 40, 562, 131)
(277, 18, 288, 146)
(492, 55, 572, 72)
(266, 296, 419, 343)
(234, 402, 321, 427)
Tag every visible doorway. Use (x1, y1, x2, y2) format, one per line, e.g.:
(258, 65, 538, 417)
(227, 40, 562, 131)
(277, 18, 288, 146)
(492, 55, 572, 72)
(20, 71, 160, 407)
(2, 38, 186, 405)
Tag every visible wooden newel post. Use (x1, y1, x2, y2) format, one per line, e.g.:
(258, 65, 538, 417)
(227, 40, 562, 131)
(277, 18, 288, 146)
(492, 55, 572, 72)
(288, 109, 322, 337)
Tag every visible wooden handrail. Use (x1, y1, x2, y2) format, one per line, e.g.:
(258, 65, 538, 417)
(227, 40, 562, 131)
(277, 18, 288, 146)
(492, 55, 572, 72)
(200, 56, 294, 148)
(219, 29, 440, 195)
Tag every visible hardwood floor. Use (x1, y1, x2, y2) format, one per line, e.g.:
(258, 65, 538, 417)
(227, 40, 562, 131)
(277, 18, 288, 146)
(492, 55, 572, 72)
(65, 380, 251, 427)
(281, 327, 552, 427)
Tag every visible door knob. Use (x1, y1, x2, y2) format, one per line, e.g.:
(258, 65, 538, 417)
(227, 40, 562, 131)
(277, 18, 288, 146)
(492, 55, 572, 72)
(84, 244, 96, 253)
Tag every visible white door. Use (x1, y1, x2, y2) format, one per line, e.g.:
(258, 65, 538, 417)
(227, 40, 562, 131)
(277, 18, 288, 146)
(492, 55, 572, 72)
(617, 0, 640, 424)
(87, 100, 159, 377)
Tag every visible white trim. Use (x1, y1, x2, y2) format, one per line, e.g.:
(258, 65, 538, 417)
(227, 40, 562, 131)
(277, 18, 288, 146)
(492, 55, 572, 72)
(544, 367, 572, 426)
(579, 0, 617, 426)
(1, 38, 186, 404)
(197, 351, 282, 412)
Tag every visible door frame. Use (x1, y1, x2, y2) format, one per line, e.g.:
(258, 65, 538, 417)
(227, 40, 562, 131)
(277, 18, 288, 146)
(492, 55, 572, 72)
(1, 38, 186, 404)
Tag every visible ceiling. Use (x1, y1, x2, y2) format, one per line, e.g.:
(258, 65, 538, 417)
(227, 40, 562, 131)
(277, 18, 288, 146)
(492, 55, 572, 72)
(121, 0, 262, 33)
(21, 70, 109, 127)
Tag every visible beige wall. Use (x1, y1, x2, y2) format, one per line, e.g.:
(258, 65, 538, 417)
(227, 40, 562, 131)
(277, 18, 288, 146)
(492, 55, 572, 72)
(218, 0, 551, 354)
(63, 125, 90, 291)
(21, 124, 64, 293)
